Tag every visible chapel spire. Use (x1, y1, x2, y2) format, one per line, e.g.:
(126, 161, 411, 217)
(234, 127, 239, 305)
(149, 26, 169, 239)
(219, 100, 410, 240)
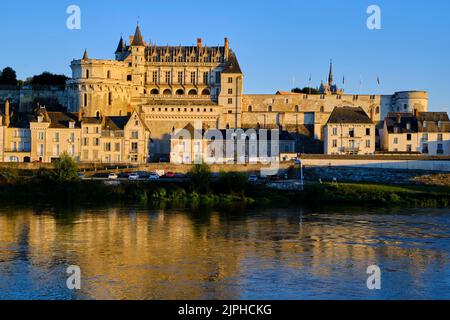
(328, 59, 333, 86)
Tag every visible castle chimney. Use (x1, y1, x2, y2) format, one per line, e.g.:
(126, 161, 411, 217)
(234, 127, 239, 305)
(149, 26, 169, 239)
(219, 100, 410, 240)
(396, 114, 401, 124)
(197, 38, 203, 50)
(78, 108, 83, 122)
(5, 99, 10, 127)
(224, 37, 230, 60)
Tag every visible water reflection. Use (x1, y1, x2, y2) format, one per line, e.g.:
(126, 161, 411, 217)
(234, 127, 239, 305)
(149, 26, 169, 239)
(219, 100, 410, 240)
(0, 206, 449, 299)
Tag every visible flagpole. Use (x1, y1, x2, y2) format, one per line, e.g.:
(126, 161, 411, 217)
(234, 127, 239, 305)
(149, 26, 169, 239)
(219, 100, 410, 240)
(308, 73, 311, 94)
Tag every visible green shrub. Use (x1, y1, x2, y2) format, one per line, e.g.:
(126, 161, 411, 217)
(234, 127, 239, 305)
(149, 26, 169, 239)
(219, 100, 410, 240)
(53, 153, 80, 182)
(188, 163, 211, 194)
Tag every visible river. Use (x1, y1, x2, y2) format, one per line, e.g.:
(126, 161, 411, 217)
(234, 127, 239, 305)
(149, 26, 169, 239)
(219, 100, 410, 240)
(0, 205, 449, 300)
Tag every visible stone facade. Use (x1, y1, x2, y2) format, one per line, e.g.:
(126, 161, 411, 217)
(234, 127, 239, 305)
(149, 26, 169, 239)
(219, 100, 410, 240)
(0, 105, 151, 164)
(324, 107, 375, 155)
(64, 24, 428, 159)
(170, 124, 295, 164)
(381, 112, 450, 155)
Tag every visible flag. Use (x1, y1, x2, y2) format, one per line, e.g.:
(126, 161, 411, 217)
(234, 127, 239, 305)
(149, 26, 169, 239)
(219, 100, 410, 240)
(308, 73, 311, 82)
(342, 75, 345, 85)
(377, 76, 380, 85)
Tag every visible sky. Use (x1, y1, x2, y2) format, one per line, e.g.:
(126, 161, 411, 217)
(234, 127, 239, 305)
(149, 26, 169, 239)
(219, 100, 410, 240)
(0, 0, 449, 112)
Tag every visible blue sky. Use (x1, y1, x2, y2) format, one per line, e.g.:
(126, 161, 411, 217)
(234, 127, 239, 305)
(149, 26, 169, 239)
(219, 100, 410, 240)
(0, 0, 449, 111)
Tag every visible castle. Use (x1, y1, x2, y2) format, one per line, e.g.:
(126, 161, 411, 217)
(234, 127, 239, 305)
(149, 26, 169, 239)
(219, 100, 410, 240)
(65, 24, 428, 160)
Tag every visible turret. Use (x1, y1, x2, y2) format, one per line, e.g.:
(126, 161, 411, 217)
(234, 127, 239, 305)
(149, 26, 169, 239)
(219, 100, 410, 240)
(82, 49, 89, 61)
(131, 24, 145, 47)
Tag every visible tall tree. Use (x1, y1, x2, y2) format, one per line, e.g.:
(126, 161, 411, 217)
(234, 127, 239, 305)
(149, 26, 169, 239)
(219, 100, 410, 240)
(0, 67, 18, 85)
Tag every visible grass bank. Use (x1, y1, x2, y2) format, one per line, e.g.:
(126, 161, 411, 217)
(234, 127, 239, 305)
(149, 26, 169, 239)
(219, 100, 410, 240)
(0, 180, 449, 209)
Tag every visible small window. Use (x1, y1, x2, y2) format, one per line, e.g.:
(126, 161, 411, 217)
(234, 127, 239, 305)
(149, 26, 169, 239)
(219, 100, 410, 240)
(332, 127, 337, 136)
(366, 128, 371, 136)
(349, 128, 355, 138)
(268, 106, 272, 112)
(228, 77, 233, 83)
(228, 98, 233, 105)
(248, 106, 252, 112)
(127, 75, 132, 81)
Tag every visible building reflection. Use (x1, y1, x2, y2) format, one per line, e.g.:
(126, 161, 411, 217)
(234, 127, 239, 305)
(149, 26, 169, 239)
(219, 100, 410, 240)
(0, 207, 448, 299)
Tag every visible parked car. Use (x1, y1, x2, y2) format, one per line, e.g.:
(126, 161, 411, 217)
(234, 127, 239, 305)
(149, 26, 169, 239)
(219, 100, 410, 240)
(165, 172, 176, 178)
(128, 173, 140, 180)
(248, 175, 258, 182)
(148, 173, 160, 180)
(77, 172, 85, 179)
(108, 173, 118, 180)
(136, 171, 150, 179)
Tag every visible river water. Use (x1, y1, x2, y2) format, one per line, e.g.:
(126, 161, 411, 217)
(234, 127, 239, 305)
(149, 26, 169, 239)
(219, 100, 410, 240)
(0, 205, 449, 300)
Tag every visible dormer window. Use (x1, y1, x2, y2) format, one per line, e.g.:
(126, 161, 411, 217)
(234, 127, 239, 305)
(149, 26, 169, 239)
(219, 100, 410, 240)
(69, 122, 75, 129)
(423, 121, 427, 128)
(406, 122, 411, 130)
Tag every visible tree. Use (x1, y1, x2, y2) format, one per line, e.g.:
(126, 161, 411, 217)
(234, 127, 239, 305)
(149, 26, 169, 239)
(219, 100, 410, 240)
(30, 72, 68, 87)
(53, 153, 80, 182)
(188, 163, 211, 194)
(0, 67, 18, 85)
(291, 87, 319, 94)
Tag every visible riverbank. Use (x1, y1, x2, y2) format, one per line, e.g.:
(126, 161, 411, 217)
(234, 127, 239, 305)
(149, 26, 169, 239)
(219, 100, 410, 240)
(0, 179, 449, 209)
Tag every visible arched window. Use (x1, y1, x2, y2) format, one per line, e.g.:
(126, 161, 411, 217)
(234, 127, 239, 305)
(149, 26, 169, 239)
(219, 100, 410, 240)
(226, 123, 230, 129)
(320, 106, 324, 112)
(201, 88, 210, 95)
(151, 88, 159, 95)
(107, 70, 111, 79)
(163, 89, 172, 95)
(188, 89, 197, 95)
(96, 111, 100, 118)
(294, 105, 299, 112)
(127, 75, 132, 81)
(256, 122, 261, 129)
(86, 70, 89, 79)
(248, 106, 252, 112)
(84, 93, 88, 107)
(268, 106, 272, 112)
(176, 89, 185, 95)
(376, 106, 380, 114)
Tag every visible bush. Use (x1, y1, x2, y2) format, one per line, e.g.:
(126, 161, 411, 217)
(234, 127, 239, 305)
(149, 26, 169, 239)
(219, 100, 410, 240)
(218, 171, 247, 196)
(0, 164, 20, 184)
(52, 153, 80, 182)
(188, 163, 211, 194)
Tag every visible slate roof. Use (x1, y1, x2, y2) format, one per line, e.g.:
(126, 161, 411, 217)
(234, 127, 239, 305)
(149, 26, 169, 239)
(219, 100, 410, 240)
(417, 112, 450, 133)
(385, 113, 418, 134)
(131, 25, 145, 46)
(222, 51, 242, 74)
(327, 107, 372, 124)
(46, 112, 80, 128)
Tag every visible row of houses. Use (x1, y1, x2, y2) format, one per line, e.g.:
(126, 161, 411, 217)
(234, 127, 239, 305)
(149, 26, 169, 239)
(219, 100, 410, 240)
(1, 99, 449, 164)
(0, 100, 151, 163)
(324, 107, 450, 156)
